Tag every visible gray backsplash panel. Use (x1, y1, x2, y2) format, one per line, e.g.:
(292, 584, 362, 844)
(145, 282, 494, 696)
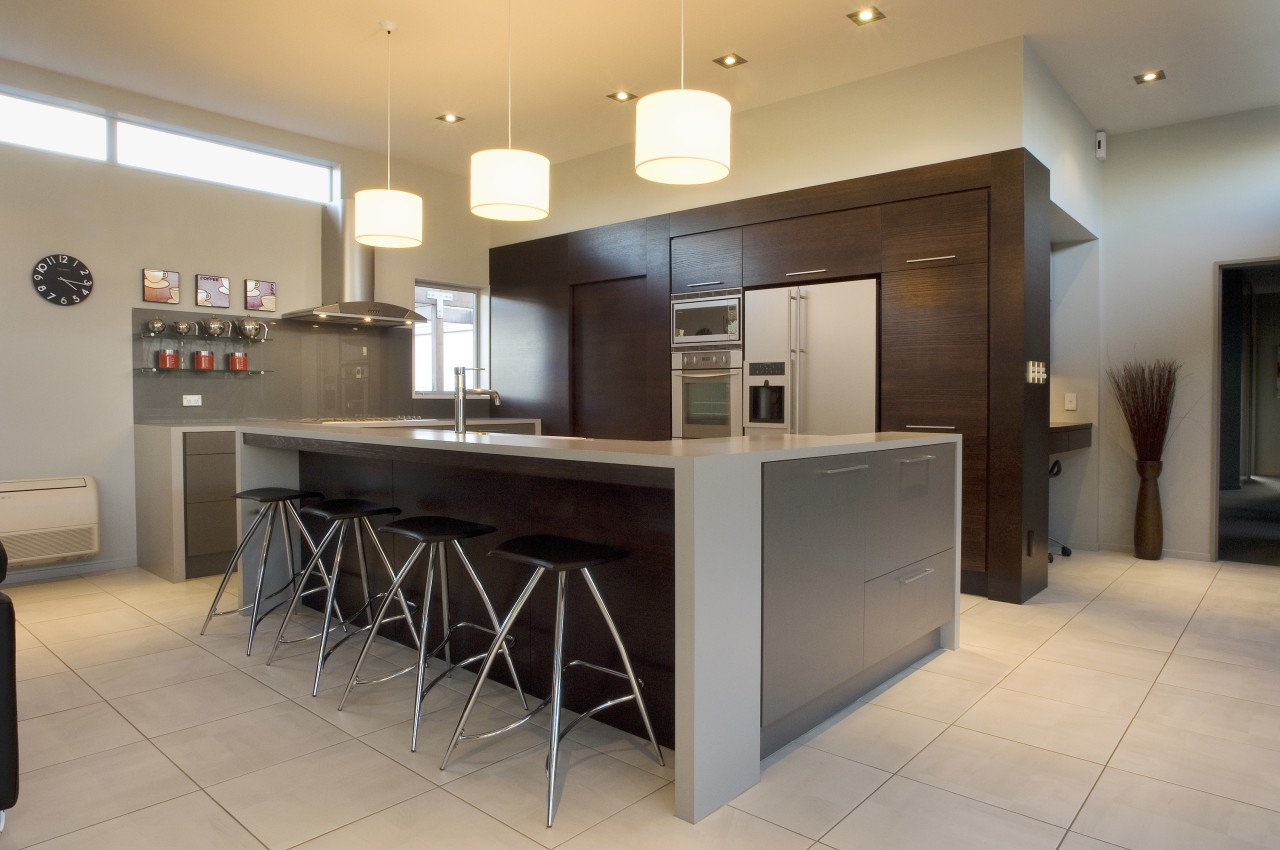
(132, 308, 471, 424)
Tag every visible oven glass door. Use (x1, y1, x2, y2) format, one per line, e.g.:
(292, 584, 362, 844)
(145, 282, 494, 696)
(672, 296, 740, 346)
(673, 370, 742, 438)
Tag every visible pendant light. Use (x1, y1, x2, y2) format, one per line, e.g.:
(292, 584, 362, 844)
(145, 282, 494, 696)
(635, 0, 731, 185)
(354, 21, 423, 248)
(471, 0, 550, 221)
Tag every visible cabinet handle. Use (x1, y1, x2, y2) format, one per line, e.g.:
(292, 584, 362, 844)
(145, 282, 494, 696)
(817, 464, 869, 475)
(904, 255, 958, 264)
(784, 268, 828, 277)
(900, 567, 935, 584)
(897, 455, 937, 465)
(904, 425, 955, 431)
(684, 280, 725, 288)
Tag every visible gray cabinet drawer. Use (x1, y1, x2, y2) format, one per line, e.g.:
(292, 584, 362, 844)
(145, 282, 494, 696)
(185, 499, 237, 557)
(865, 444, 956, 580)
(864, 549, 955, 667)
(183, 453, 237, 504)
(184, 430, 235, 455)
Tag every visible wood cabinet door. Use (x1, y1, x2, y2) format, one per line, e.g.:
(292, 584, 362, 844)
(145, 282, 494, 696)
(881, 189, 988, 271)
(670, 229, 742, 294)
(742, 206, 881, 288)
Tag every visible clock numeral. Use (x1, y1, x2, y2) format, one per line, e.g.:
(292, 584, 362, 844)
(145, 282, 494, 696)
(36, 284, 46, 292)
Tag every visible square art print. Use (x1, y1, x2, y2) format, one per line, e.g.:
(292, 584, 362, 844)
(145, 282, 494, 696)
(141, 268, 180, 303)
(196, 274, 231, 308)
(245, 279, 278, 312)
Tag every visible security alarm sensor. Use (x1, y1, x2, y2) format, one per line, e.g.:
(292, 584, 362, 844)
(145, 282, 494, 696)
(1095, 131, 1107, 161)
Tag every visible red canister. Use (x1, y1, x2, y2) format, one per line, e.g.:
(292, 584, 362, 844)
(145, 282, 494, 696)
(157, 349, 179, 370)
(193, 350, 214, 371)
(228, 351, 248, 372)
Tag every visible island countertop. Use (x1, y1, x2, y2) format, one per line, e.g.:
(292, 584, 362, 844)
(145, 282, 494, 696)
(233, 422, 961, 823)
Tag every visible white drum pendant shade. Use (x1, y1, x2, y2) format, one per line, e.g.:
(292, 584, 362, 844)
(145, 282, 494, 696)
(353, 188, 422, 248)
(470, 148, 550, 221)
(635, 88, 731, 185)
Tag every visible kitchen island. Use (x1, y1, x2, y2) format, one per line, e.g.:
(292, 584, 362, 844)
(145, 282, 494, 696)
(234, 422, 960, 822)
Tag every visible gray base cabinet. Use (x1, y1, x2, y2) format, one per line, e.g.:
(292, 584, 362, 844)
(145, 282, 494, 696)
(762, 443, 956, 756)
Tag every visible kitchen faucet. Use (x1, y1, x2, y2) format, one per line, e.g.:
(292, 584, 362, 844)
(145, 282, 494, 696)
(454, 366, 501, 434)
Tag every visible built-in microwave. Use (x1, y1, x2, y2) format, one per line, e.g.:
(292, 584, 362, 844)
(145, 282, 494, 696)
(671, 290, 741, 348)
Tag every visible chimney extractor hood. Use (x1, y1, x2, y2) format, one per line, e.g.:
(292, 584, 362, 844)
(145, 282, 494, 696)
(283, 200, 428, 327)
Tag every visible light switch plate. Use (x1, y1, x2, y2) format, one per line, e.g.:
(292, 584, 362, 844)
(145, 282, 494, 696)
(182, 394, 202, 407)
(1065, 392, 1078, 411)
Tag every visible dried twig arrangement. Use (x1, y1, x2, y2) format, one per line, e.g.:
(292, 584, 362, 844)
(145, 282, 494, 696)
(1106, 359, 1181, 461)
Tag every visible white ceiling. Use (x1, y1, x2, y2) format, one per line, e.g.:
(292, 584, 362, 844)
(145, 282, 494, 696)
(2, 0, 1278, 175)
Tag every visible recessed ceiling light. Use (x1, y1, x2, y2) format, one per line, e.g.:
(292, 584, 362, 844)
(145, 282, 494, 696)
(712, 53, 747, 69)
(435, 113, 465, 124)
(607, 91, 638, 103)
(1133, 69, 1167, 85)
(848, 6, 885, 25)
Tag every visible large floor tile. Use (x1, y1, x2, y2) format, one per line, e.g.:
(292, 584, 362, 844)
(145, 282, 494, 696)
(1059, 834, 1126, 849)
(730, 743, 888, 839)
(801, 702, 948, 773)
(822, 775, 1065, 850)
(958, 612, 1060, 655)
(559, 716, 673, 781)
(13, 622, 41, 650)
(866, 668, 991, 723)
(558, 784, 812, 850)
(1074, 767, 1280, 849)
(1033, 631, 1170, 681)
(81, 566, 176, 593)
(15, 645, 69, 680)
(24, 606, 159, 644)
(1175, 627, 1280, 673)
(1110, 718, 1280, 812)
(16, 670, 101, 720)
(0, 741, 197, 848)
(297, 669, 464, 738)
(109, 668, 286, 737)
(151, 699, 352, 786)
(446, 738, 668, 847)
(76, 643, 234, 699)
(1157, 653, 1280, 706)
(998, 657, 1152, 716)
(899, 727, 1101, 827)
(243, 638, 404, 698)
(206, 739, 433, 850)
(44, 624, 194, 669)
(914, 646, 1024, 686)
(1054, 611, 1184, 654)
(25, 791, 266, 850)
(14, 591, 128, 624)
(1137, 683, 1280, 752)
(292, 788, 546, 850)
(956, 687, 1129, 763)
(17, 701, 143, 773)
(1, 576, 105, 605)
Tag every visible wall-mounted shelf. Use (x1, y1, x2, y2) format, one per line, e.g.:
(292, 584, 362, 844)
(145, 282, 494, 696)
(136, 368, 271, 376)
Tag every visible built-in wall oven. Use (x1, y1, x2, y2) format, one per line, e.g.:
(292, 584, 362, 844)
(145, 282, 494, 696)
(671, 349, 743, 439)
(671, 290, 741, 347)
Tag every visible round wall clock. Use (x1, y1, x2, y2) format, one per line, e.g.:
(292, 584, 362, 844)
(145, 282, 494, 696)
(31, 254, 94, 306)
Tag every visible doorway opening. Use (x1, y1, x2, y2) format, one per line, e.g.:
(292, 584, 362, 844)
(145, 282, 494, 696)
(1218, 262, 1280, 566)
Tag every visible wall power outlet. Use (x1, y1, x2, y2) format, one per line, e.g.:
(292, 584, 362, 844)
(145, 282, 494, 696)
(182, 394, 202, 407)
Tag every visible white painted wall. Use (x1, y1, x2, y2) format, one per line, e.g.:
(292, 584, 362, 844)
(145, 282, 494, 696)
(1098, 105, 1280, 559)
(493, 38, 1027, 245)
(0, 60, 489, 579)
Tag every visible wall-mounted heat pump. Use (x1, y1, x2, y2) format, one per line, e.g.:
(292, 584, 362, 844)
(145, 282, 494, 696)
(0, 477, 100, 567)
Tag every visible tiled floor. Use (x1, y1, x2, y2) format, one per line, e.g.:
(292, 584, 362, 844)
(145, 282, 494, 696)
(4, 551, 1280, 848)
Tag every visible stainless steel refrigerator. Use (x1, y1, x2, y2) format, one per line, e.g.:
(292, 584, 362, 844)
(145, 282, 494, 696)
(742, 278, 877, 435)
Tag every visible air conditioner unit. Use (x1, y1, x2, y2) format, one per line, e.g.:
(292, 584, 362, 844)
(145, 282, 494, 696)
(0, 477, 100, 568)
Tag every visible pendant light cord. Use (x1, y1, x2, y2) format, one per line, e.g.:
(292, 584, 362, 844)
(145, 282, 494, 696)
(680, 0, 686, 90)
(384, 25, 393, 190)
(507, 0, 513, 150)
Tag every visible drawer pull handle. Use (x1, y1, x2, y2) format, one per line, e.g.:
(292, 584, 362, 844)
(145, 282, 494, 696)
(900, 567, 935, 584)
(904, 255, 958, 264)
(904, 425, 956, 431)
(897, 455, 937, 465)
(817, 464, 869, 475)
(684, 280, 725, 288)
(784, 268, 828, 277)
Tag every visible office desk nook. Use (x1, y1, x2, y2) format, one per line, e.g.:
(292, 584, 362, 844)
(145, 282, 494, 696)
(234, 422, 961, 822)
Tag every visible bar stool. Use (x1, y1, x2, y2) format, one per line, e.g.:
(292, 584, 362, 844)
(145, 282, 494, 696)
(266, 498, 418, 696)
(337, 515, 528, 751)
(440, 534, 664, 827)
(200, 487, 323, 656)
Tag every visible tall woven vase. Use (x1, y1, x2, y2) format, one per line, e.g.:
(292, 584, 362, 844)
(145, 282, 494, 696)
(1134, 460, 1163, 560)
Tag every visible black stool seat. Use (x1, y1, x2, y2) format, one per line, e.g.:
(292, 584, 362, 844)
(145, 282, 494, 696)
(381, 516, 496, 545)
(234, 487, 323, 503)
(300, 498, 401, 523)
(490, 535, 627, 572)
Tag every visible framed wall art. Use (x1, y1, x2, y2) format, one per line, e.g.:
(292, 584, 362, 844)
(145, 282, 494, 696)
(142, 268, 180, 304)
(195, 274, 231, 308)
(245, 279, 278, 312)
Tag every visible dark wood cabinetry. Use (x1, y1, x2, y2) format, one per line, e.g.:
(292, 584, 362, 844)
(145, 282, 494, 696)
(741, 206, 881, 287)
(182, 431, 236, 578)
(881, 189, 989, 270)
(670, 228, 742, 293)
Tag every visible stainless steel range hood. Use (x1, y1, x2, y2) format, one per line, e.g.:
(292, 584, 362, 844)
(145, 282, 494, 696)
(283, 200, 428, 327)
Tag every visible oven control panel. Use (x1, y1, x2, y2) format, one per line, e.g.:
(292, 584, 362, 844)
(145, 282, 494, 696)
(675, 349, 742, 370)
